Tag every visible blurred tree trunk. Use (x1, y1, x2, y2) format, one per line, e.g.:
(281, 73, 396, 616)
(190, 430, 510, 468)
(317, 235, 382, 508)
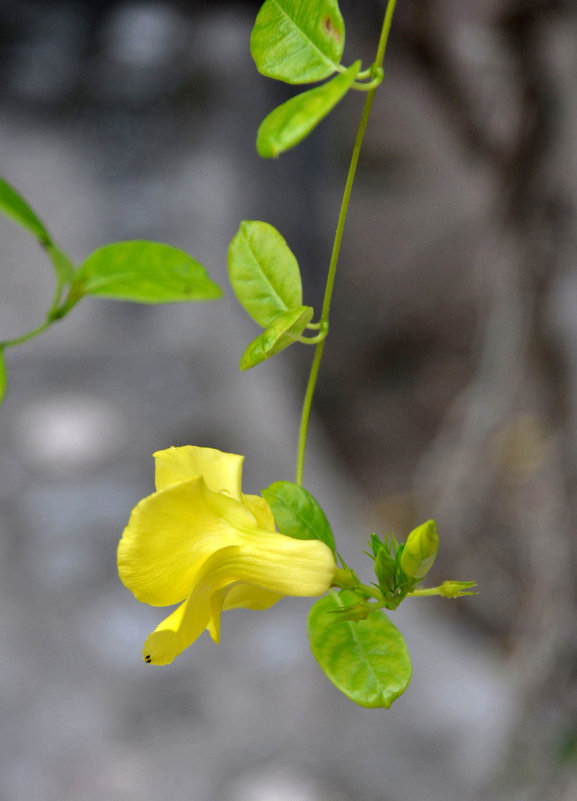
(399, 1, 577, 797)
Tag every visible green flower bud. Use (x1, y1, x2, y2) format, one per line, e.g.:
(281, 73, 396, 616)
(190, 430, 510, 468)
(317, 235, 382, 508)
(400, 520, 439, 579)
(439, 580, 477, 598)
(374, 548, 397, 595)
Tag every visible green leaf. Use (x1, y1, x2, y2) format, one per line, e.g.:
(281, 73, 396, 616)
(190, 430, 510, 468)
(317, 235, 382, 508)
(0, 176, 52, 244)
(0, 177, 75, 285)
(240, 305, 313, 370)
(46, 244, 75, 283)
(228, 221, 302, 327)
(67, 241, 222, 305)
(0, 348, 7, 406)
(261, 480, 335, 552)
(257, 61, 361, 158)
(308, 589, 412, 708)
(251, 0, 345, 84)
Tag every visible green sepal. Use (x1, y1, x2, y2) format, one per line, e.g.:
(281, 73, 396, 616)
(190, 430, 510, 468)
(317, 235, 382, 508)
(65, 241, 222, 306)
(251, 0, 345, 85)
(257, 61, 361, 158)
(438, 580, 477, 598)
(308, 589, 412, 708)
(261, 480, 335, 552)
(228, 220, 302, 327)
(0, 176, 52, 244)
(369, 532, 384, 558)
(368, 533, 420, 610)
(240, 305, 313, 370)
(0, 348, 7, 405)
(374, 548, 397, 597)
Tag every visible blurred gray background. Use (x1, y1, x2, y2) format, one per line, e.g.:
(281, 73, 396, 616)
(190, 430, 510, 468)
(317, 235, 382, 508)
(1, 1, 576, 799)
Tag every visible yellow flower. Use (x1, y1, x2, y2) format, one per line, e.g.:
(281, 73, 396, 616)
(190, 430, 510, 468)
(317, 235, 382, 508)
(118, 446, 336, 665)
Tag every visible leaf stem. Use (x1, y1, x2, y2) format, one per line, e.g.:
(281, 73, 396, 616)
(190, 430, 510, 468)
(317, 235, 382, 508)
(355, 67, 372, 81)
(1, 319, 55, 348)
(1, 278, 67, 348)
(294, 331, 328, 345)
(351, 67, 384, 93)
(295, 0, 398, 486)
(407, 587, 441, 597)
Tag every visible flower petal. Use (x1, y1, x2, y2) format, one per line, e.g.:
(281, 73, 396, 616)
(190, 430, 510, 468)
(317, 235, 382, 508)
(142, 601, 190, 665)
(154, 445, 244, 498)
(242, 494, 276, 531)
(206, 582, 284, 642)
(118, 477, 256, 606)
(142, 546, 241, 665)
(223, 582, 284, 611)
(231, 533, 336, 596)
(142, 537, 335, 664)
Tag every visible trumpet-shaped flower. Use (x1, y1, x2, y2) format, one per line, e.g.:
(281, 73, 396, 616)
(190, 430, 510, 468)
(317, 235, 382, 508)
(118, 446, 336, 665)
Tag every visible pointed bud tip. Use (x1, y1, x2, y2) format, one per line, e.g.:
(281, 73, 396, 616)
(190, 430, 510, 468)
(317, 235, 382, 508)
(439, 580, 477, 598)
(400, 519, 440, 579)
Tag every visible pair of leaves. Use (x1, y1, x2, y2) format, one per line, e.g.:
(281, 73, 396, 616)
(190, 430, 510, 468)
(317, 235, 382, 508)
(0, 176, 222, 309)
(258, 469, 411, 709)
(0, 176, 222, 405)
(262, 481, 410, 709)
(228, 220, 315, 369)
(251, 0, 361, 157)
(308, 589, 412, 708)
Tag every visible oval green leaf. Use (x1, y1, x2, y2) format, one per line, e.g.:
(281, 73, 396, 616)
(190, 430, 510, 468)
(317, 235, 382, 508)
(68, 241, 222, 304)
(228, 221, 302, 327)
(261, 480, 335, 552)
(257, 61, 361, 158)
(0, 176, 52, 244)
(240, 305, 313, 370)
(308, 590, 412, 708)
(251, 0, 345, 84)
(0, 348, 7, 406)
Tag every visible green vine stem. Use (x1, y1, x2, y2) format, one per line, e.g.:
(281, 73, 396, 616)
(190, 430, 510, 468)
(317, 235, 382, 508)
(295, 0, 398, 486)
(352, 66, 384, 92)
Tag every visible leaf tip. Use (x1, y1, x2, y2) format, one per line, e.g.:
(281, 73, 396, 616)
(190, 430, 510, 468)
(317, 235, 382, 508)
(256, 135, 279, 159)
(208, 283, 225, 300)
